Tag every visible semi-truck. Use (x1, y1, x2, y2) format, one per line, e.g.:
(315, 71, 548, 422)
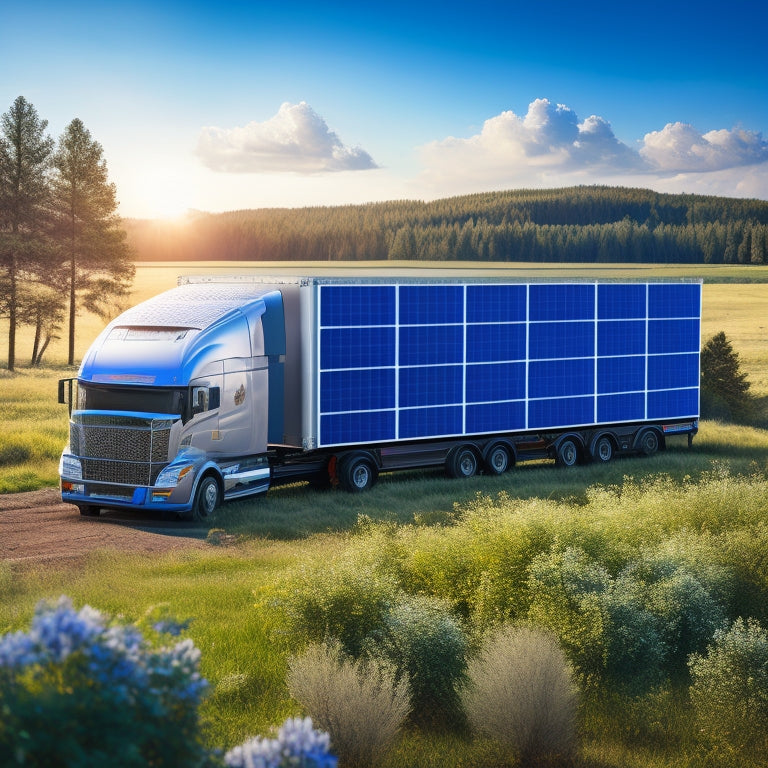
(58, 275, 701, 520)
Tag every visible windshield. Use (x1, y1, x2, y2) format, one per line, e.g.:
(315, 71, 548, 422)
(77, 382, 187, 419)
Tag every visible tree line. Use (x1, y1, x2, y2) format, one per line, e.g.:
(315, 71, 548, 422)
(124, 186, 768, 264)
(0, 96, 133, 370)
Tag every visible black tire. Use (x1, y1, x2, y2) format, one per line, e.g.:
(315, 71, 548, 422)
(338, 454, 377, 493)
(447, 445, 480, 479)
(189, 475, 220, 522)
(78, 505, 100, 517)
(556, 438, 580, 467)
(591, 435, 614, 463)
(638, 429, 660, 456)
(485, 443, 512, 475)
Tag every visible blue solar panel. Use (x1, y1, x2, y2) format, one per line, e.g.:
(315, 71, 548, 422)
(529, 359, 594, 398)
(321, 327, 396, 369)
(400, 325, 464, 366)
(598, 320, 646, 356)
(467, 401, 526, 433)
(466, 362, 526, 402)
(529, 284, 595, 321)
(598, 393, 645, 422)
(466, 323, 526, 363)
(529, 321, 594, 360)
(648, 283, 700, 318)
(598, 283, 647, 319)
(321, 369, 395, 412)
(598, 356, 646, 394)
(400, 406, 463, 439)
(314, 280, 701, 446)
(648, 319, 700, 354)
(320, 285, 396, 326)
(529, 396, 594, 429)
(399, 285, 464, 324)
(467, 284, 527, 322)
(399, 365, 463, 408)
(321, 411, 396, 445)
(647, 388, 699, 419)
(648, 353, 700, 390)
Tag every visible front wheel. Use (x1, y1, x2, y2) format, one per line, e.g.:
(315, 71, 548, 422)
(189, 475, 220, 522)
(78, 505, 100, 517)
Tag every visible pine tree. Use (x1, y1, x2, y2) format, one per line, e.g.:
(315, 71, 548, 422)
(0, 96, 54, 370)
(700, 331, 752, 422)
(51, 118, 134, 365)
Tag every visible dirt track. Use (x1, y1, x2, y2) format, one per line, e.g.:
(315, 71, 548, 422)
(0, 489, 210, 564)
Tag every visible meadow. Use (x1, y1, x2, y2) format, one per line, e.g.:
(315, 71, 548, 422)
(2, 262, 768, 767)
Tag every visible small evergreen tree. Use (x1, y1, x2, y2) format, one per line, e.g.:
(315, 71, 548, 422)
(51, 118, 134, 365)
(700, 331, 752, 422)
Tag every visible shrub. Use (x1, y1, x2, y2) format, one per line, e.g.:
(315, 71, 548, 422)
(224, 716, 337, 768)
(287, 642, 410, 768)
(276, 557, 400, 657)
(462, 625, 578, 764)
(689, 617, 768, 758)
(365, 594, 468, 729)
(0, 596, 210, 768)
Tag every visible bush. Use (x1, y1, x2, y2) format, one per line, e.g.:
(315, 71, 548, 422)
(365, 594, 468, 729)
(224, 716, 337, 768)
(276, 557, 400, 657)
(462, 625, 578, 764)
(0, 596, 211, 768)
(689, 617, 768, 759)
(287, 642, 410, 768)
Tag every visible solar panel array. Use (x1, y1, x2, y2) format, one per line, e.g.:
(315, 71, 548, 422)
(316, 282, 701, 447)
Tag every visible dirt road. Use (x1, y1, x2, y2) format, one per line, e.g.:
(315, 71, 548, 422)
(0, 489, 210, 564)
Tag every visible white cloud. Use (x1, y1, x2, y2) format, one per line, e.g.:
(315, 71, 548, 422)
(196, 101, 378, 173)
(640, 122, 768, 171)
(416, 99, 768, 199)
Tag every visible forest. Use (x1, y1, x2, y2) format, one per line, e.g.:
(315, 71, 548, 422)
(125, 185, 768, 264)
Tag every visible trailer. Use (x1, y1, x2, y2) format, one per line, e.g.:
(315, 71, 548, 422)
(58, 276, 701, 519)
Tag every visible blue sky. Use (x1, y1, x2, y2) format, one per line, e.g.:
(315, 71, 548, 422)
(3, 0, 767, 218)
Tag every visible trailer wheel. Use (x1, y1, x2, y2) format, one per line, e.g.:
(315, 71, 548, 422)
(556, 438, 580, 467)
(485, 443, 512, 475)
(78, 505, 100, 517)
(447, 445, 480, 479)
(338, 453, 377, 493)
(591, 435, 614, 463)
(189, 475, 220, 522)
(637, 429, 660, 456)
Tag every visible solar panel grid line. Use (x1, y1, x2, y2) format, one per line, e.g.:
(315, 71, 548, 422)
(593, 281, 599, 424)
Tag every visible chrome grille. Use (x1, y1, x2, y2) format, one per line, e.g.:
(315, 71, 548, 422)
(70, 412, 176, 486)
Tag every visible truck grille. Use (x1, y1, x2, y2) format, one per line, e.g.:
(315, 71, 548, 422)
(70, 412, 176, 486)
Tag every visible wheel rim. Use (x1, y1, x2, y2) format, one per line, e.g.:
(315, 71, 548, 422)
(352, 463, 370, 489)
(459, 451, 477, 476)
(642, 432, 659, 454)
(597, 438, 612, 461)
(560, 441, 577, 466)
(201, 480, 218, 516)
(489, 447, 509, 473)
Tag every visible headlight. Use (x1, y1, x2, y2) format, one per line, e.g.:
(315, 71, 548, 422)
(60, 454, 82, 480)
(155, 463, 193, 488)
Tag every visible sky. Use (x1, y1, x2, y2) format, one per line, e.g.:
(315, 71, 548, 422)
(3, 0, 768, 219)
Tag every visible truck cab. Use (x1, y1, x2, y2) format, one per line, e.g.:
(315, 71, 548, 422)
(59, 283, 287, 520)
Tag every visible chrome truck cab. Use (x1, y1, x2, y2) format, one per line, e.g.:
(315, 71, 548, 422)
(58, 283, 288, 520)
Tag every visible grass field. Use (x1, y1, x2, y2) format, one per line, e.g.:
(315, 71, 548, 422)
(2, 262, 768, 767)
